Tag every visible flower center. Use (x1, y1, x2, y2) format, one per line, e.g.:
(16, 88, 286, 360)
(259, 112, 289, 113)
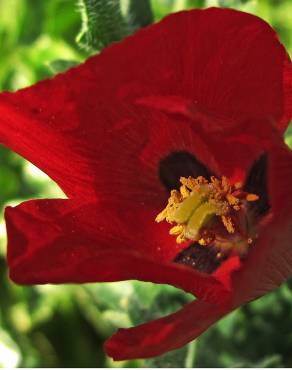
(156, 175, 259, 257)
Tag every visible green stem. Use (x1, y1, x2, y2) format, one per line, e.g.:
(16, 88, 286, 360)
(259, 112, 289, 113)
(185, 340, 197, 368)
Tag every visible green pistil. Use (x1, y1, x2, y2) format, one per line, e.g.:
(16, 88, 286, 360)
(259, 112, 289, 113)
(185, 201, 219, 240)
(173, 192, 203, 223)
(173, 190, 219, 240)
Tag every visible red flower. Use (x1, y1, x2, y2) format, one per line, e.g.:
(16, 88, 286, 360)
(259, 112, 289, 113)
(0, 7, 292, 360)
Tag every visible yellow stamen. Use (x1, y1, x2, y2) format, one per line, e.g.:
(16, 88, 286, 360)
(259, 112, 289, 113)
(246, 193, 259, 202)
(156, 175, 259, 256)
(198, 238, 207, 245)
(221, 215, 235, 234)
(169, 225, 184, 235)
(226, 193, 240, 207)
(180, 185, 190, 199)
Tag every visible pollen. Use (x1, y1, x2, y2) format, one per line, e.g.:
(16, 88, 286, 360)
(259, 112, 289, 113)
(221, 215, 235, 234)
(156, 175, 259, 256)
(246, 193, 259, 202)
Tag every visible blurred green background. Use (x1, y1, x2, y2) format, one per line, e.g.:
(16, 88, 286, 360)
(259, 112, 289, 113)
(0, 0, 292, 367)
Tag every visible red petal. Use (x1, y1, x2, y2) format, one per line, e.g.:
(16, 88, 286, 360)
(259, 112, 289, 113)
(282, 58, 292, 133)
(105, 299, 229, 360)
(231, 212, 292, 306)
(231, 143, 292, 305)
(204, 117, 290, 183)
(0, 8, 290, 200)
(5, 199, 235, 304)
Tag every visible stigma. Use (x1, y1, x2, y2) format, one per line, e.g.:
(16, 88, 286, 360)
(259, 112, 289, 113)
(156, 175, 259, 257)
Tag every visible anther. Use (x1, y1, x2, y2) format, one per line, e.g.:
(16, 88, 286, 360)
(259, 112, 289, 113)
(156, 175, 259, 257)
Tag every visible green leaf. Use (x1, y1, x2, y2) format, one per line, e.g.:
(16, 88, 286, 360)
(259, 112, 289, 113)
(76, 0, 131, 52)
(145, 344, 190, 368)
(127, 0, 153, 28)
(49, 59, 79, 73)
(0, 165, 19, 201)
(284, 120, 292, 149)
(0, 329, 21, 367)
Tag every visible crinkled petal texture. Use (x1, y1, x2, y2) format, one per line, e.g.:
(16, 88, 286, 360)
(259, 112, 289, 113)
(5, 197, 237, 360)
(1, 7, 292, 361)
(106, 127, 292, 359)
(0, 8, 291, 201)
(5, 127, 292, 360)
(5, 198, 239, 304)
